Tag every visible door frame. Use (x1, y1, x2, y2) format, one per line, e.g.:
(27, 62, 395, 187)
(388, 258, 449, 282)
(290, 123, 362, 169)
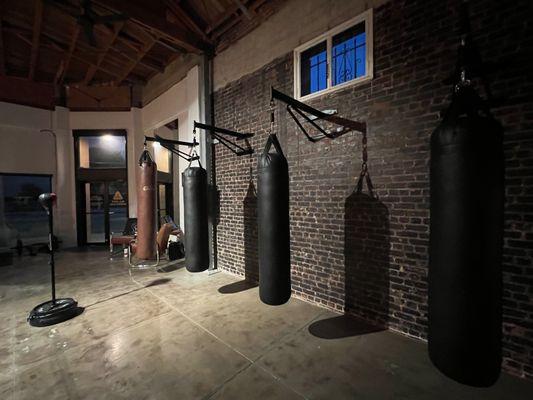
(73, 129, 128, 246)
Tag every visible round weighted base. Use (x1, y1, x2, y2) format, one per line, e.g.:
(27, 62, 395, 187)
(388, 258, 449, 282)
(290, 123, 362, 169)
(28, 298, 82, 327)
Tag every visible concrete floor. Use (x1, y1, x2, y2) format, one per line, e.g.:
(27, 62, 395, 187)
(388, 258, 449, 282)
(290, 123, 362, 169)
(1, 249, 532, 400)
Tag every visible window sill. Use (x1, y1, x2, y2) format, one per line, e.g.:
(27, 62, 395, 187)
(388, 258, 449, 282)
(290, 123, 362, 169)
(296, 73, 373, 103)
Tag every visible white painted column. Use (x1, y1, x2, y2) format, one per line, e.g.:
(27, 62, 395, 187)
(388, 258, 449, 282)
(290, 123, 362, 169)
(53, 106, 77, 247)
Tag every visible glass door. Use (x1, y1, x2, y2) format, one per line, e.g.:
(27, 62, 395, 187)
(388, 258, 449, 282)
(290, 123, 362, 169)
(84, 182, 106, 244)
(74, 130, 128, 246)
(108, 180, 128, 237)
(157, 183, 173, 227)
(79, 180, 128, 245)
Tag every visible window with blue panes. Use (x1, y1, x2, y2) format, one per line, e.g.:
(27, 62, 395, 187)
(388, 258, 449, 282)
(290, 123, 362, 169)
(332, 23, 366, 86)
(295, 10, 372, 99)
(300, 41, 328, 97)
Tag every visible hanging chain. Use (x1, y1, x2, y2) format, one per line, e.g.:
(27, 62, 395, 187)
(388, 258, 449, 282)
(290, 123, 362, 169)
(191, 128, 198, 157)
(268, 99, 275, 134)
(357, 129, 375, 198)
(361, 130, 368, 175)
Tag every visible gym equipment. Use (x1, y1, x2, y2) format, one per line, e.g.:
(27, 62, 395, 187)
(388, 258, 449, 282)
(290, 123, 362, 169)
(182, 160, 210, 272)
(28, 193, 82, 327)
(144, 135, 199, 162)
(271, 87, 366, 141)
(257, 89, 366, 306)
(258, 133, 290, 305)
(168, 241, 184, 261)
(428, 1, 503, 387)
(135, 148, 158, 263)
(194, 121, 254, 156)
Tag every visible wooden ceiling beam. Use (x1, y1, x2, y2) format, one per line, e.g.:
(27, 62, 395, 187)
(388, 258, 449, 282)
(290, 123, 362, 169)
(7, 26, 123, 81)
(84, 21, 124, 85)
(206, 2, 242, 35)
(233, 0, 253, 20)
(109, 47, 164, 73)
(94, 0, 211, 53)
(28, 0, 44, 80)
(56, 25, 80, 85)
(114, 36, 156, 86)
(164, 0, 210, 42)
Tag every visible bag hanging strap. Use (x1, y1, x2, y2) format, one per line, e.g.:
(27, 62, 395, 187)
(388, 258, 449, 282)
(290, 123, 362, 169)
(263, 133, 284, 156)
(138, 143, 154, 166)
(355, 130, 376, 198)
(188, 128, 203, 168)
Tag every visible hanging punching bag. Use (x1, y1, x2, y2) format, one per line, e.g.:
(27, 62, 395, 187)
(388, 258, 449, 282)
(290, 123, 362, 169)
(136, 149, 158, 260)
(182, 165, 209, 272)
(428, 86, 503, 387)
(258, 134, 290, 305)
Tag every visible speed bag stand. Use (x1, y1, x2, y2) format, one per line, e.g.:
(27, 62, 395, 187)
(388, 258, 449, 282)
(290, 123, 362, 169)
(28, 193, 82, 327)
(182, 163, 210, 272)
(258, 134, 291, 305)
(428, 86, 503, 386)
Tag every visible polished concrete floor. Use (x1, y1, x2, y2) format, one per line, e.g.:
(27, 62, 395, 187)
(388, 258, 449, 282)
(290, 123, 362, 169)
(1, 249, 532, 400)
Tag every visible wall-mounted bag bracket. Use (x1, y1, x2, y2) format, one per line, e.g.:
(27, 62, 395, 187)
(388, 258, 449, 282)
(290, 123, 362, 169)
(194, 121, 254, 156)
(271, 87, 366, 142)
(144, 135, 200, 162)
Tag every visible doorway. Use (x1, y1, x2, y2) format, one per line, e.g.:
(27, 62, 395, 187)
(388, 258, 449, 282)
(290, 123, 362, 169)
(78, 180, 128, 244)
(74, 130, 128, 245)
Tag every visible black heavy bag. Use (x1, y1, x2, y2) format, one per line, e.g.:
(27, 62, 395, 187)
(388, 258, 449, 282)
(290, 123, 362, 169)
(429, 87, 503, 387)
(258, 134, 290, 305)
(182, 166, 209, 272)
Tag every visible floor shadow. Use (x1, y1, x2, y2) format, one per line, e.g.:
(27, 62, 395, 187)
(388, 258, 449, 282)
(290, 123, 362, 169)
(84, 278, 171, 308)
(218, 280, 258, 294)
(344, 189, 391, 327)
(145, 278, 172, 287)
(157, 261, 185, 273)
(209, 184, 221, 269)
(308, 314, 385, 339)
(243, 179, 258, 284)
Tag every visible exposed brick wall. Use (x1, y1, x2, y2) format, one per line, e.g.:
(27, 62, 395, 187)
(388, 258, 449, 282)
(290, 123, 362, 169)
(212, 0, 533, 380)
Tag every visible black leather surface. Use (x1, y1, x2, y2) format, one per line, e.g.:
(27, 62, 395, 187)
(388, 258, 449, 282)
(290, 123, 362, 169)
(182, 166, 210, 272)
(257, 134, 291, 305)
(429, 108, 503, 386)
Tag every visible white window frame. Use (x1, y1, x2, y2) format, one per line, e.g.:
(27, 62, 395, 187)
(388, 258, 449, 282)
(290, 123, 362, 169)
(293, 9, 373, 101)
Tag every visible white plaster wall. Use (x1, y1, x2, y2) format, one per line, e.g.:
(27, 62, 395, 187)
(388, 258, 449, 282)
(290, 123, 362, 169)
(213, 0, 389, 90)
(0, 102, 77, 247)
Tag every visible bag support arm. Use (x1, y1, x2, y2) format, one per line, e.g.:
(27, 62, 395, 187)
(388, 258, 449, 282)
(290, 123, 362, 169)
(194, 121, 254, 156)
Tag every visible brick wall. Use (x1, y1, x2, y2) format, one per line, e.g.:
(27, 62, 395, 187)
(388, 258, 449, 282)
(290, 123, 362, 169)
(212, 0, 533, 379)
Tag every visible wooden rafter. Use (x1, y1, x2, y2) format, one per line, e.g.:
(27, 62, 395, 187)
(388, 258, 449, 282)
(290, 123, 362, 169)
(7, 26, 123, 81)
(83, 21, 124, 85)
(28, 0, 44, 80)
(109, 47, 164, 73)
(234, 0, 253, 20)
(56, 25, 80, 85)
(94, 0, 211, 54)
(165, 0, 210, 42)
(114, 35, 157, 86)
(206, 2, 243, 34)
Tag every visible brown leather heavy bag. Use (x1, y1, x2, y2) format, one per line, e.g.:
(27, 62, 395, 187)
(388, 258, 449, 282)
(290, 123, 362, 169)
(136, 149, 157, 260)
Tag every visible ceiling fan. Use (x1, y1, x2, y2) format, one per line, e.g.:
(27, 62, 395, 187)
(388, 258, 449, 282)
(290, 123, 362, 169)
(46, 0, 128, 47)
